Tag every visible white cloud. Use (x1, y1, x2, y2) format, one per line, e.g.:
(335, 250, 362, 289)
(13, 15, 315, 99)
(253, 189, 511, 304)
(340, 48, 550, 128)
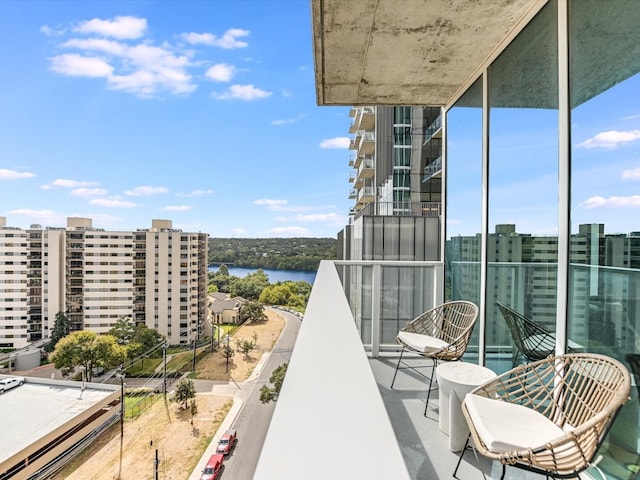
(176, 189, 214, 197)
(622, 168, 640, 180)
(182, 29, 249, 49)
(74, 16, 147, 40)
(265, 226, 312, 237)
(253, 199, 287, 207)
(48, 21, 197, 97)
(62, 38, 127, 56)
(90, 197, 138, 208)
(577, 129, 640, 149)
(212, 84, 271, 101)
(580, 195, 640, 208)
(0, 169, 35, 180)
(49, 54, 114, 77)
(7, 208, 64, 225)
(205, 64, 235, 82)
(125, 185, 168, 196)
(46, 179, 99, 188)
(320, 137, 350, 149)
(70, 187, 107, 197)
(272, 113, 306, 126)
(161, 205, 192, 212)
(230, 227, 246, 236)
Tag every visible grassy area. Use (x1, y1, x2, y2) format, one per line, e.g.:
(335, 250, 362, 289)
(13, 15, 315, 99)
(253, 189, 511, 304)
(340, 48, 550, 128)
(124, 393, 161, 420)
(125, 357, 162, 377)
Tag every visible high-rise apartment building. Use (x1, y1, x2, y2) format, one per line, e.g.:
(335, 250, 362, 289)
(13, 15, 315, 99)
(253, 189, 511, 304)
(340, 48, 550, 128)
(0, 216, 208, 348)
(340, 106, 443, 261)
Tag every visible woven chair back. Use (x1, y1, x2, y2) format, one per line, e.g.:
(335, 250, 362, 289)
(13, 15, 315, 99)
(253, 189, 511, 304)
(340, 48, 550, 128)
(470, 353, 630, 476)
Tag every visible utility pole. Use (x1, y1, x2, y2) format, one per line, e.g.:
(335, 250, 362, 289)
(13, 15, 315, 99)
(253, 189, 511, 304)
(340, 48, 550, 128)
(154, 448, 159, 480)
(162, 343, 167, 396)
(116, 366, 125, 480)
(192, 335, 197, 373)
(225, 334, 230, 373)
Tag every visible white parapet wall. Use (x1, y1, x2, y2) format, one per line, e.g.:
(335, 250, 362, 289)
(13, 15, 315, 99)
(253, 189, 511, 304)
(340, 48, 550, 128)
(254, 260, 410, 480)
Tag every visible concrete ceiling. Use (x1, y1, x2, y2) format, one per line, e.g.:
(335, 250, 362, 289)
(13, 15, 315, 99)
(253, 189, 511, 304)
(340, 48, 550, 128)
(312, 0, 546, 106)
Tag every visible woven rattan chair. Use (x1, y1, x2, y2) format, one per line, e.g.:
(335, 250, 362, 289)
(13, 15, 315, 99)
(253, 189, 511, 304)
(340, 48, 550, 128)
(497, 302, 582, 367)
(454, 353, 631, 479)
(390, 300, 479, 416)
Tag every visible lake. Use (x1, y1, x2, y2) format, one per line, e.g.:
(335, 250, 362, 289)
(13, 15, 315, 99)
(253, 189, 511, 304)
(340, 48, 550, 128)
(208, 266, 316, 284)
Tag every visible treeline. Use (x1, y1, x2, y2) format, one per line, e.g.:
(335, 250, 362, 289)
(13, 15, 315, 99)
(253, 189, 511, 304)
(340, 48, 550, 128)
(208, 237, 337, 272)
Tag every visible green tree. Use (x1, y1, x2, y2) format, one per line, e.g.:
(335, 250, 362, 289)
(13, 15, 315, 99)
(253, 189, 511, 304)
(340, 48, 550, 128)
(109, 316, 135, 344)
(259, 362, 288, 404)
(50, 331, 126, 382)
(175, 378, 196, 409)
(230, 269, 270, 300)
(45, 311, 71, 353)
(218, 264, 230, 276)
(259, 284, 292, 306)
(240, 301, 267, 323)
(235, 332, 258, 359)
(131, 324, 165, 353)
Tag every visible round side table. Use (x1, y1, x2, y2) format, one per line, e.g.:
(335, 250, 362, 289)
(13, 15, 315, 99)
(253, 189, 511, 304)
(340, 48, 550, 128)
(435, 361, 496, 452)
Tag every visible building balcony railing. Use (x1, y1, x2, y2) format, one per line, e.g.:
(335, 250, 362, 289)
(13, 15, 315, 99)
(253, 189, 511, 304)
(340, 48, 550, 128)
(354, 201, 442, 219)
(423, 156, 442, 182)
(423, 114, 442, 144)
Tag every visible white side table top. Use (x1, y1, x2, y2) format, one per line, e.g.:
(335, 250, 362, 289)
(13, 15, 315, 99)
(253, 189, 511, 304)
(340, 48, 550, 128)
(436, 362, 496, 391)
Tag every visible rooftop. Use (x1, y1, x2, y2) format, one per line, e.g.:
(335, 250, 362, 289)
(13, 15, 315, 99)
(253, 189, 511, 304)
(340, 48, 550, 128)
(0, 376, 119, 467)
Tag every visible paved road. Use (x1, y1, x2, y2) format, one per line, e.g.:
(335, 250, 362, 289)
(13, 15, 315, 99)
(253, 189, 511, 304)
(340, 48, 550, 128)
(189, 307, 301, 480)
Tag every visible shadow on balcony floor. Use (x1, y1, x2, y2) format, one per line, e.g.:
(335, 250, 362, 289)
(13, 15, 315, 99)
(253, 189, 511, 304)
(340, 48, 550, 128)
(370, 356, 548, 480)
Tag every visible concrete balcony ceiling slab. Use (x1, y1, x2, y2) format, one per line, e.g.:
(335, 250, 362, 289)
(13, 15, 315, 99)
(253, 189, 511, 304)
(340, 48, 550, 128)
(312, 0, 544, 106)
(313, 0, 640, 109)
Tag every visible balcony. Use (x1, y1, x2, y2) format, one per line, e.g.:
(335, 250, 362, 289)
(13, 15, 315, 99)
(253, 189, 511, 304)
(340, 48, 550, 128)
(256, 261, 617, 480)
(358, 131, 375, 155)
(357, 157, 375, 181)
(356, 106, 375, 131)
(423, 114, 442, 144)
(423, 156, 442, 182)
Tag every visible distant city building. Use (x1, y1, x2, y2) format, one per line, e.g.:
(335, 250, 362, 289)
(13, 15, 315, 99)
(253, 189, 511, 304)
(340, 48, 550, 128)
(0, 217, 208, 348)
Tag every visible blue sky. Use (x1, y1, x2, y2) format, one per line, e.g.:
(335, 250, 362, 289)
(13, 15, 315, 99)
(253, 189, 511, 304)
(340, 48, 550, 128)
(0, 1, 351, 238)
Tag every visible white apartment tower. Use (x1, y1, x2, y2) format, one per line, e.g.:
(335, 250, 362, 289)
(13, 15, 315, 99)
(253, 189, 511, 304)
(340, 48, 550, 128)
(0, 217, 208, 348)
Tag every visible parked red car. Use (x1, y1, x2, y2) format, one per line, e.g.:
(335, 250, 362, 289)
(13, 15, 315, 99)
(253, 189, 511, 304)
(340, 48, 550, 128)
(200, 453, 224, 480)
(216, 429, 237, 455)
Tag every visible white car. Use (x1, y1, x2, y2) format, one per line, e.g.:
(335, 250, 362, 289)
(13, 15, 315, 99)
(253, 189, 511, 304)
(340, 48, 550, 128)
(0, 376, 24, 393)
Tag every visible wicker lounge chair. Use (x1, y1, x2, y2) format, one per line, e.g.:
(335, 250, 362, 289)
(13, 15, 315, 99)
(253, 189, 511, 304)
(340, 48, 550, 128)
(390, 300, 479, 416)
(454, 353, 631, 479)
(497, 302, 581, 367)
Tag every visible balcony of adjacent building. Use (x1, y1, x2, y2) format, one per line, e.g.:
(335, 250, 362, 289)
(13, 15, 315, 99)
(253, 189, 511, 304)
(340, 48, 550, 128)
(423, 156, 442, 183)
(356, 157, 375, 183)
(353, 201, 442, 220)
(355, 186, 375, 207)
(423, 114, 442, 145)
(255, 260, 635, 480)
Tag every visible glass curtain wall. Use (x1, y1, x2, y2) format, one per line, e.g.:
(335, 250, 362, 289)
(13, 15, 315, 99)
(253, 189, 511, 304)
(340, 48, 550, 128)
(486, 1, 559, 373)
(568, 1, 640, 477)
(444, 1, 640, 476)
(445, 78, 483, 359)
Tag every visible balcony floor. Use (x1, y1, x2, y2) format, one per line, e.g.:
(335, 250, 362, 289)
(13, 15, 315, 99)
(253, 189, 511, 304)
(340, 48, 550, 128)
(370, 356, 549, 480)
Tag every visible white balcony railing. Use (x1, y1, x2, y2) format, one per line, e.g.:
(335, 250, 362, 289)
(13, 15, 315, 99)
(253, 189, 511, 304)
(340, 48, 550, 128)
(255, 260, 443, 480)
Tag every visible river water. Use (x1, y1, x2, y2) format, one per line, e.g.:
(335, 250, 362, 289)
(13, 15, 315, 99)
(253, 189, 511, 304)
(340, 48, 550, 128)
(208, 266, 316, 284)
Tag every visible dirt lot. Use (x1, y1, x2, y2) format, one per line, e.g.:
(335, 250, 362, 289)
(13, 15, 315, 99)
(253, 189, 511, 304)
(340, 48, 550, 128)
(55, 310, 285, 480)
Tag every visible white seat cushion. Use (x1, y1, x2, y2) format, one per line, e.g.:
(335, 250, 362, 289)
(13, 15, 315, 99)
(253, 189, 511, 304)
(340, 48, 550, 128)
(464, 394, 564, 453)
(397, 331, 449, 354)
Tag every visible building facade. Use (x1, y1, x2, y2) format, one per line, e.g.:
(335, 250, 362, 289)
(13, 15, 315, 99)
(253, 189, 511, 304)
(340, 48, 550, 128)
(341, 106, 443, 261)
(0, 217, 208, 348)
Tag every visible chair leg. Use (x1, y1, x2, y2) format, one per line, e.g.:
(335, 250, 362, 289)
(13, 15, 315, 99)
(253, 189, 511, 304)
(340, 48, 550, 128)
(424, 358, 438, 416)
(390, 346, 405, 389)
(452, 434, 471, 479)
